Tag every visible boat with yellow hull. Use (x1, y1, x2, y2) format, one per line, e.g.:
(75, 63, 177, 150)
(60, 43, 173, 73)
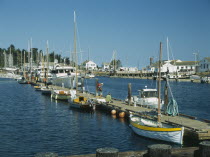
(130, 115, 184, 144)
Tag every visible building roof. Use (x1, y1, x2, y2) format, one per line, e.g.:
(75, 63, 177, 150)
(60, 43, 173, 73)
(174, 61, 198, 66)
(151, 60, 198, 67)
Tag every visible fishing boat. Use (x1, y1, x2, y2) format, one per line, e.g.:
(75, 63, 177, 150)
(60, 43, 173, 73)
(69, 96, 97, 110)
(51, 66, 81, 88)
(129, 42, 184, 145)
(126, 87, 164, 109)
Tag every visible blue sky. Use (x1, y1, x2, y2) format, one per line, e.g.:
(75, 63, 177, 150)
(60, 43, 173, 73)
(0, 0, 209, 68)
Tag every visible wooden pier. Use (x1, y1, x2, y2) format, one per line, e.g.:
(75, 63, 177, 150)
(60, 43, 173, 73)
(30, 81, 210, 142)
(73, 90, 210, 142)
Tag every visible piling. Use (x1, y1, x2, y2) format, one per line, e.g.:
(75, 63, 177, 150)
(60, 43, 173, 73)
(147, 144, 172, 157)
(96, 78, 99, 96)
(194, 141, 210, 157)
(96, 147, 119, 157)
(128, 83, 132, 105)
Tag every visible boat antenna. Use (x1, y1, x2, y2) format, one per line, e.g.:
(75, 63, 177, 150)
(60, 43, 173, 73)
(158, 42, 162, 123)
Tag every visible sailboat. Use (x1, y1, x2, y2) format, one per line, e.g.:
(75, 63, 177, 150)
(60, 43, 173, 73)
(129, 42, 184, 144)
(18, 51, 29, 84)
(68, 11, 97, 110)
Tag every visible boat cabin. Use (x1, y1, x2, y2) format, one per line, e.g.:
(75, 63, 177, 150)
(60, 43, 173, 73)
(138, 89, 158, 98)
(51, 66, 75, 74)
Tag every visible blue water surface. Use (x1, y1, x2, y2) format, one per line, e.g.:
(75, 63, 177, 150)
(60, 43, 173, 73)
(0, 77, 209, 157)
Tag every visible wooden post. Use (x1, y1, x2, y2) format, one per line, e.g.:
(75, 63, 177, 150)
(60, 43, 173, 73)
(148, 144, 172, 157)
(96, 147, 119, 157)
(128, 83, 132, 105)
(197, 141, 210, 157)
(96, 78, 98, 96)
(34, 152, 58, 157)
(164, 80, 168, 114)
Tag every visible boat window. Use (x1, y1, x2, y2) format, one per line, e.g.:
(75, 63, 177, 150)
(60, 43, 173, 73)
(142, 91, 157, 98)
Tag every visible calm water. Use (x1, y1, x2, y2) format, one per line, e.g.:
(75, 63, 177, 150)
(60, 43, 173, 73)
(0, 77, 210, 157)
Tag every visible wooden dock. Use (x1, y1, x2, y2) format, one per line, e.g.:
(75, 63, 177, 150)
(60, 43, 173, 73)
(30, 81, 210, 142)
(74, 90, 210, 141)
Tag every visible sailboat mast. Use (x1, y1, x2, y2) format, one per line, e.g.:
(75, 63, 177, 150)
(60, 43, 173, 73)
(158, 42, 162, 123)
(30, 38, 33, 82)
(24, 51, 26, 78)
(46, 40, 49, 82)
(74, 11, 78, 90)
(167, 37, 169, 61)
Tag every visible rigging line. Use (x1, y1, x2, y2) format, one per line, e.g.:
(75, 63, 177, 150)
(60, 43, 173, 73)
(166, 77, 174, 99)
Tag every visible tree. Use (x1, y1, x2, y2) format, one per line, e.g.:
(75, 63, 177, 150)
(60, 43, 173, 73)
(110, 59, 122, 70)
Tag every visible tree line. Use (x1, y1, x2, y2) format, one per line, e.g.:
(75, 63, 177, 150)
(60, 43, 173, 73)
(0, 44, 122, 69)
(0, 44, 68, 68)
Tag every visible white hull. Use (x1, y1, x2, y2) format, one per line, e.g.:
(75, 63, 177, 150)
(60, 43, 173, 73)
(130, 116, 184, 144)
(130, 124, 184, 144)
(52, 76, 81, 89)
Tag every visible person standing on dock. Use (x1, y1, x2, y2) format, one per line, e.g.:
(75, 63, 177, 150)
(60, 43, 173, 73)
(97, 82, 103, 96)
(106, 93, 112, 103)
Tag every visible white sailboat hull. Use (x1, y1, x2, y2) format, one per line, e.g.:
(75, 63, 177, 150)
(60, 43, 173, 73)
(130, 124, 184, 144)
(130, 116, 184, 144)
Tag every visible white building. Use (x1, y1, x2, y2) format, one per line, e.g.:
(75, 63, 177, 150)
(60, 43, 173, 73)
(150, 60, 197, 74)
(82, 60, 97, 70)
(198, 57, 210, 72)
(101, 62, 110, 71)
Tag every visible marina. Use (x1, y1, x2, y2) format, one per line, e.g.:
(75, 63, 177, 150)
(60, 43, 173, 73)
(0, 1, 210, 156)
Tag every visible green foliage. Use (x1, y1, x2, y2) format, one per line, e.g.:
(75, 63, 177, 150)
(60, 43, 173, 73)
(110, 59, 122, 69)
(0, 44, 66, 68)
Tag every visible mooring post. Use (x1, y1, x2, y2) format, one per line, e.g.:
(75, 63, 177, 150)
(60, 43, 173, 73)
(195, 141, 210, 157)
(96, 78, 98, 96)
(147, 144, 172, 157)
(96, 147, 119, 157)
(164, 80, 168, 114)
(128, 83, 132, 105)
(34, 152, 58, 157)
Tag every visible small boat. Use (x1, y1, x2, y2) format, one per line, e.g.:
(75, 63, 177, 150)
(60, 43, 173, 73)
(34, 85, 42, 91)
(41, 86, 52, 95)
(129, 115, 184, 144)
(85, 73, 95, 79)
(129, 42, 184, 145)
(69, 96, 97, 110)
(18, 79, 29, 84)
(51, 90, 71, 101)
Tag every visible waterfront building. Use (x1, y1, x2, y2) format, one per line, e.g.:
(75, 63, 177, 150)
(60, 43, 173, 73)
(82, 60, 97, 70)
(101, 62, 110, 71)
(198, 57, 210, 72)
(147, 60, 198, 75)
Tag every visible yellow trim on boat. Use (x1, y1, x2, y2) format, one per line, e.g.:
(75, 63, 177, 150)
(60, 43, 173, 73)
(131, 121, 182, 132)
